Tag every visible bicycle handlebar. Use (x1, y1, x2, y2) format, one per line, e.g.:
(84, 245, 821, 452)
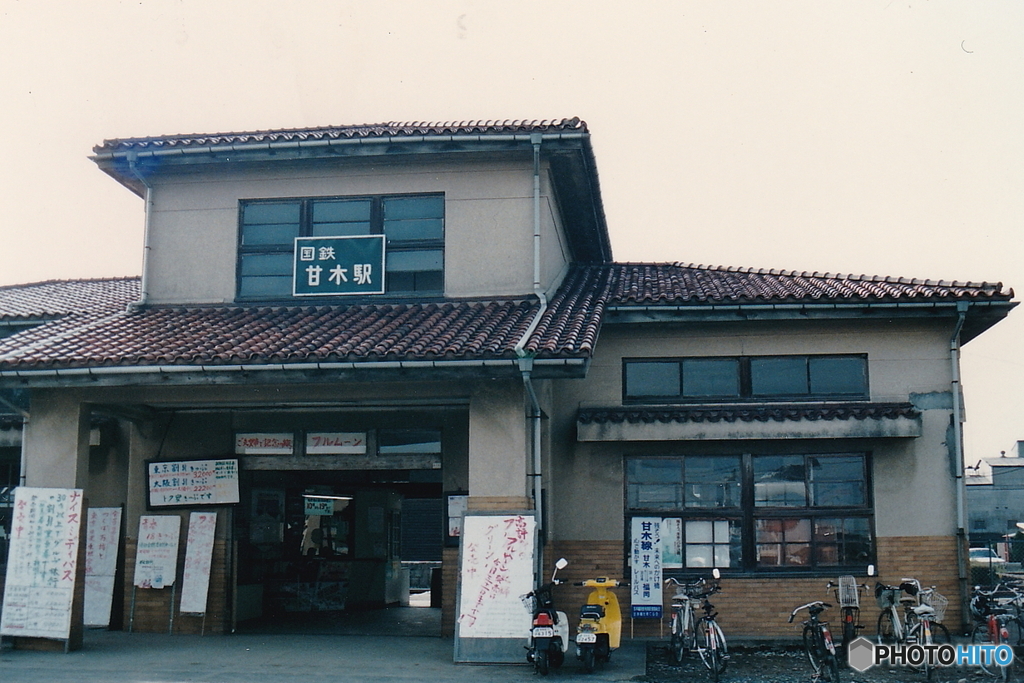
(788, 601, 831, 623)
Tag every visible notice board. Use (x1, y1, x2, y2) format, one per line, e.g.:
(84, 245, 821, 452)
(84, 507, 122, 627)
(147, 459, 240, 508)
(0, 487, 84, 641)
(179, 512, 217, 614)
(453, 513, 535, 663)
(134, 516, 181, 589)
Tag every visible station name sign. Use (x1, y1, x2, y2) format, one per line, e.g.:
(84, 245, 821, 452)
(293, 235, 385, 296)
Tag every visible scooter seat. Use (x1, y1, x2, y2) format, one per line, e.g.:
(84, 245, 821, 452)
(580, 604, 605, 620)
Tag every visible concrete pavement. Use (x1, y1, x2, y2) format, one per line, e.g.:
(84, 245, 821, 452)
(0, 631, 646, 683)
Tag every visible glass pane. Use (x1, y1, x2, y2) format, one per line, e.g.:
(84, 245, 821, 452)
(713, 544, 732, 568)
(625, 362, 680, 398)
(312, 222, 372, 237)
(750, 357, 808, 396)
(784, 543, 811, 566)
(756, 544, 783, 566)
(313, 199, 371, 223)
(384, 196, 444, 220)
(378, 429, 441, 454)
(812, 482, 865, 507)
(809, 356, 867, 396)
(628, 459, 682, 484)
(842, 518, 872, 564)
(243, 202, 300, 224)
(242, 222, 300, 246)
(686, 545, 714, 567)
(684, 457, 741, 508)
(239, 275, 292, 298)
(814, 518, 841, 542)
(809, 455, 863, 482)
(687, 520, 713, 543)
(753, 456, 807, 507)
(385, 218, 444, 242)
(240, 252, 293, 276)
(755, 518, 784, 543)
(809, 455, 865, 506)
(387, 249, 444, 272)
(413, 270, 444, 292)
(786, 518, 811, 542)
(627, 484, 680, 510)
(815, 543, 840, 566)
(682, 358, 740, 397)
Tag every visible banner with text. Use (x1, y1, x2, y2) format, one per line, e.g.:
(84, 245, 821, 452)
(84, 507, 122, 627)
(630, 517, 663, 619)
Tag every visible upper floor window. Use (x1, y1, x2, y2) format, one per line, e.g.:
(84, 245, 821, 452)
(623, 354, 868, 403)
(237, 194, 444, 300)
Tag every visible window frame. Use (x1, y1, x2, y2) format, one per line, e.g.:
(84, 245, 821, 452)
(236, 193, 445, 301)
(622, 354, 869, 404)
(625, 452, 874, 576)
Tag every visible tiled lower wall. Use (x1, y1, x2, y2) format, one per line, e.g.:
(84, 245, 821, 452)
(470, 536, 965, 643)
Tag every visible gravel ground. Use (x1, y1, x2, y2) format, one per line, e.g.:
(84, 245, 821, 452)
(639, 642, 1020, 683)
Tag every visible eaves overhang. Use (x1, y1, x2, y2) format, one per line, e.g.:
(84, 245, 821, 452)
(604, 299, 1017, 343)
(0, 357, 589, 389)
(577, 402, 922, 442)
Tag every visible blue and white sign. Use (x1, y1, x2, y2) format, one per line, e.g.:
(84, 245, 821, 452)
(630, 517, 663, 619)
(293, 235, 385, 296)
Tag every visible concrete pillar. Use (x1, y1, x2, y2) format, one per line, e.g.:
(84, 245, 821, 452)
(23, 389, 91, 489)
(467, 381, 530, 510)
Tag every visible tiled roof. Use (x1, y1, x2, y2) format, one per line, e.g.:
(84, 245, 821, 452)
(94, 119, 587, 153)
(577, 403, 921, 425)
(606, 263, 1012, 304)
(0, 277, 140, 320)
(0, 263, 1013, 375)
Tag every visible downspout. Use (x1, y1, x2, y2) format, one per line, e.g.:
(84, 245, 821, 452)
(0, 394, 29, 486)
(950, 301, 968, 633)
(515, 133, 548, 578)
(127, 152, 153, 306)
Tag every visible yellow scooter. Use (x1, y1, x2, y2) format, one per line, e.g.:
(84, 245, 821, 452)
(573, 576, 628, 673)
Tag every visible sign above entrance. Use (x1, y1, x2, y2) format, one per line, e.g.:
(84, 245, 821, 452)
(147, 459, 240, 508)
(306, 432, 367, 455)
(292, 235, 386, 296)
(235, 433, 294, 455)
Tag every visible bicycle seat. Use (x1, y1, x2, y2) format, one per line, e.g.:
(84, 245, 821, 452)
(913, 604, 936, 617)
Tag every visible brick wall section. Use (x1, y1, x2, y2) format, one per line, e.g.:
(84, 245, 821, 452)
(442, 547, 459, 635)
(122, 538, 229, 634)
(534, 535, 963, 643)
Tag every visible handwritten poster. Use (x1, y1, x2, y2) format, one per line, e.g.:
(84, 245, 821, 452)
(134, 515, 181, 589)
(630, 517, 663, 619)
(0, 487, 84, 640)
(456, 514, 535, 639)
(148, 459, 239, 508)
(84, 507, 122, 627)
(179, 512, 217, 614)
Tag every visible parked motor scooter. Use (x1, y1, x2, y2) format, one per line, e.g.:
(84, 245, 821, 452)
(573, 576, 628, 673)
(523, 558, 570, 675)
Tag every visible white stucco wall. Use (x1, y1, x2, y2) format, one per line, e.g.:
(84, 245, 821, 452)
(141, 157, 570, 304)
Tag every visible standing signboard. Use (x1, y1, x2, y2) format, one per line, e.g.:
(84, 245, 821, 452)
(179, 512, 217, 615)
(0, 487, 84, 642)
(134, 516, 181, 589)
(630, 517, 663, 619)
(454, 513, 535, 663)
(84, 507, 122, 628)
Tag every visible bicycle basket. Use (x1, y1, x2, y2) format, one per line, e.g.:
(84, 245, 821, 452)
(921, 590, 948, 624)
(838, 576, 860, 609)
(875, 584, 899, 609)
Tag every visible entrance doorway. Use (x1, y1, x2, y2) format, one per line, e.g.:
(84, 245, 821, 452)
(233, 469, 443, 636)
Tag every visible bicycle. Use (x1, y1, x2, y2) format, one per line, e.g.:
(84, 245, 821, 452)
(970, 583, 1024, 680)
(789, 600, 841, 682)
(875, 578, 951, 681)
(825, 575, 870, 666)
(665, 568, 728, 681)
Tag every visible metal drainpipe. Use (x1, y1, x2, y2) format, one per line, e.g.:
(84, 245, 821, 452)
(950, 301, 968, 632)
(127, 153, 152, 306)
(515, 134, 547, 579)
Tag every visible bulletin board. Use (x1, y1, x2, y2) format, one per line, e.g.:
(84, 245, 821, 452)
(147, 459, 240, 508)
(453, 513, 535, 663)
(0, 487, 84, 641)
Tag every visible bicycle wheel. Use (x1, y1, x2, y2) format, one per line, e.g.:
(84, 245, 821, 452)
(876, 610, 898, 645)
(907, 622, 936, 680)
(972, 623, 999, 677)
(803, 625, 825, 677)
(697, 619, 727, 682)
(840, 608, 857, 665)
(669, 611, 686, 664)
(823, 652, 842, 683)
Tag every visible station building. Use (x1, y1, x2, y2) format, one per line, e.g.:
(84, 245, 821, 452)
(0, 118, 1016, 642)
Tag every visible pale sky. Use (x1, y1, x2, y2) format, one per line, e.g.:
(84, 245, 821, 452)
(0, 1, 1021, 464)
